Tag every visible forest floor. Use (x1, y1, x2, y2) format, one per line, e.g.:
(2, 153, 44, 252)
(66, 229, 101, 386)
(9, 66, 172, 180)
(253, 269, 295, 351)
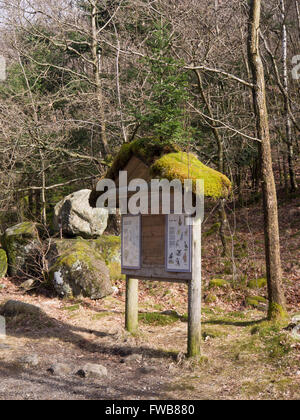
(0, 189, 299, 400)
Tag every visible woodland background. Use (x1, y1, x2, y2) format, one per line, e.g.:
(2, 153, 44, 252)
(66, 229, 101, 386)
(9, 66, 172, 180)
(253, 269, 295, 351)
(0, 0, 300, 400)
(0, 0, 299, 228)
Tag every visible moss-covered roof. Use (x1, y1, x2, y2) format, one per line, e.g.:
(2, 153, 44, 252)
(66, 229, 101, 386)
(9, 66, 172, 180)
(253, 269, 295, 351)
(106, 138, 179, 181)
(89, 138, 231, 207)
(151, 152, 231, 198)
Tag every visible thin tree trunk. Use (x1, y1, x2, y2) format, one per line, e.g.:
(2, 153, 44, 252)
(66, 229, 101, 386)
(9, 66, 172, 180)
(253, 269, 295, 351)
(296, 0, 300, 37)
(248, 0, 287, 320)
(91, 2, 109, 155)
(40, 150, 47, 225)
(280, 0, 298, 191)
(277, 144, 283, 186)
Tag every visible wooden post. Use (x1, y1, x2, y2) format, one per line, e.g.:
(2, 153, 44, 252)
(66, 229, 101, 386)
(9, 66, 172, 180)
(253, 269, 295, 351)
(125, 276, 139, 333)
(188, 219, 202, 358)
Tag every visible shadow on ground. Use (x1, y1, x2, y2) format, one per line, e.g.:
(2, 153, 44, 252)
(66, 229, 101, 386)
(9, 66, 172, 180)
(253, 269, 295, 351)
(4, 309, 179, 360)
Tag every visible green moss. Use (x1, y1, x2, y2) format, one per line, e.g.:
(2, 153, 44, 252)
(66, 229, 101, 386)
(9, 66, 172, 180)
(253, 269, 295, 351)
(227, 311, 246, 319)
(92, 312, 113, 320)
(108, 261, 125, 282)
(268, 302, 289, 321)
(138, 311, 180, 326)
(93, 235, 120, 264)
(4, 222, 37, 237)
(89, 236, 124, 282)
(105, 139, 231, 199)
(49, 238, 112, 299)
(151, 152, 231, 198)
(1, 222, 38, 277)
(51, 239, 100, 272)
(209, 278, 229, 289)
(248, 277, 267, 289)
(246, 295, 267, 308)
(165, 382, 195, 392)
(107, 138, 179, 180)
(62, 304, 81, 312)
(223, 259, 233, 275)
(204, 292, 217, 303)
(203, 222, 220, 238)
(0, 249, 8, 278)
(250, 320, 292, 359)
(234, 240, 248, 258)
(202, 328, 228, 339)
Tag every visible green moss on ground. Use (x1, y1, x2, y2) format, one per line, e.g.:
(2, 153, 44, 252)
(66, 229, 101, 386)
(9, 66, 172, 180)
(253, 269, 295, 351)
(246, 296, 267, 308)
(209, 278, 229, 289)
(250, 320, 292, 359)
(204, 292, 217, 303)
(62, 304, 81, 312)
(138, 311, 180, 326)
(92, 312, 113, 320)
(202, 327, 228, 339)
(248, 278, 267, 289)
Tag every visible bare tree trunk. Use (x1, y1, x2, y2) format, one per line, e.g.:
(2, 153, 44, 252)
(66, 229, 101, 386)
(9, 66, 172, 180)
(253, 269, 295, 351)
(91, 1, 109, 155)
(40, 150, 47, 225)
(280, 0, 298, 191)
(248, 0, 287, 320)
(296, 0, 300, 36)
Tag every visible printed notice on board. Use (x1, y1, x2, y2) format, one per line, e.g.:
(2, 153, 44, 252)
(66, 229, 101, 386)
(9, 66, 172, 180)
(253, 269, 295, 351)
(122, 215, 141, 269)
(166, 215, 191, 272)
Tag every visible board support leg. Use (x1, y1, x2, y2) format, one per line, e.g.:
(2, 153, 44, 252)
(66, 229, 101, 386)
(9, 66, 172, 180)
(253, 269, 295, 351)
(188, 219, 202, 358)
(125, 276, 139, 333)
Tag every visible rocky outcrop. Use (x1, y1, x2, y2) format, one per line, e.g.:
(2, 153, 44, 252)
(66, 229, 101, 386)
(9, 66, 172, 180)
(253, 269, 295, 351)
(48, 238, 113, 299)
(53, 189, 108, 238)
(91, 236, 123, 282)
(1, 222, 39, 277)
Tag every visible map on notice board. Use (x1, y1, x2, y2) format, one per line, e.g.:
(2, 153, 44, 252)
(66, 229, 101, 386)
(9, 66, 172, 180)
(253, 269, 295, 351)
(121, 215, 141, 269)
(166, 215, 191, 272)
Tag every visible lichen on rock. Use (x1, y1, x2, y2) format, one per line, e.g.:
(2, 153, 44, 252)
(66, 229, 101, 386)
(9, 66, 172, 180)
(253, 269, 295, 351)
(54, 189, 108, 238)
(0, 222, 39, 277)
(92, 236, 124, 282)
(48, 238, 113, 299)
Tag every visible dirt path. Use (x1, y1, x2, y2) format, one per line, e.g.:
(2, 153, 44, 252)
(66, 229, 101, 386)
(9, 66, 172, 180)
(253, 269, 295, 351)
(0, 283, 299, 400)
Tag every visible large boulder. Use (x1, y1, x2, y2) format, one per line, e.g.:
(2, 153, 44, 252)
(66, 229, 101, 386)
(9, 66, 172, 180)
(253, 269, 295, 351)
(0, 249, 8, 278)
(53, 189, 108, 238)
(48, 238, 113, 299)
(1, 222, 39, 277)
(91, 236, 124, 282)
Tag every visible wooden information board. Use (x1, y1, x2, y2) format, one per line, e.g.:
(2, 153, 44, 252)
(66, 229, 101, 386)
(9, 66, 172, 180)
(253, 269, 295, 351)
(166, 215, 191, 272)
(121, 215, 141, 269)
